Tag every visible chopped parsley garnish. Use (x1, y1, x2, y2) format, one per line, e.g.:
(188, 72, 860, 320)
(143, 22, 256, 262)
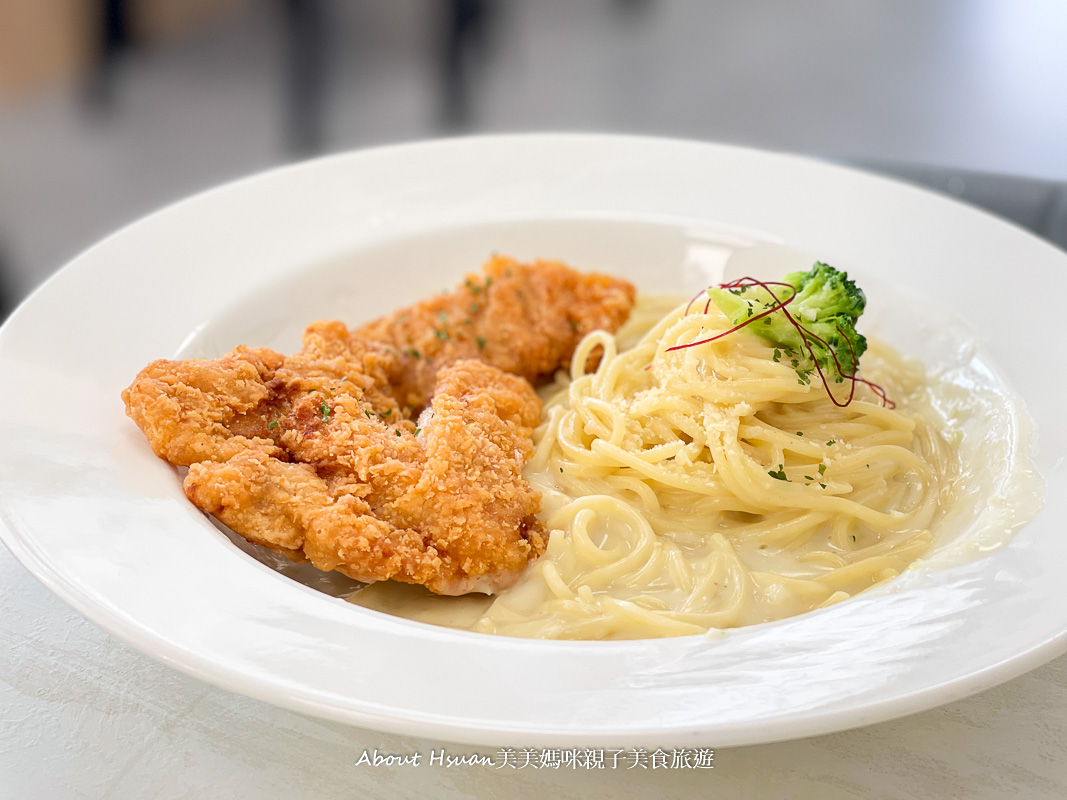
(395, 429, 401, 437)
(476, 336, 486, 350)
(267, 420, 278, 430)
(768, 465, 789, 481)
(818, 463, 827, 475)
(826, 440, 836, 446)
(414, 427, 421, 435)
(319, 402, 331, 422)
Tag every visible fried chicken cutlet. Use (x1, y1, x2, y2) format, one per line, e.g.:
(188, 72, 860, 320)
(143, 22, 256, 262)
(183, 359, 544, 594)
(124, 322, 545, 594)
(122, 322, 401, 468)
(122, 257, 637, 595)
(357, 254, 636, 409)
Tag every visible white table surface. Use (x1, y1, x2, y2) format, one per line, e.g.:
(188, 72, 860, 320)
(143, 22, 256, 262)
(2, 544, 1064, 800)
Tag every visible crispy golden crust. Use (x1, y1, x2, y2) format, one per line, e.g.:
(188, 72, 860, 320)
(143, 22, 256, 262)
(124, 328, 547, 594)
(183, 361, 544, 594)
(122, 257, 634, 595)
(356, 255, 636, 409)
(120, 324, 402, 466)
(121, 347, 285, 466)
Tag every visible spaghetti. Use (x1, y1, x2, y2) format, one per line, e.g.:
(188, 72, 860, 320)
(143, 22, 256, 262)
(470, 294, 959, 639)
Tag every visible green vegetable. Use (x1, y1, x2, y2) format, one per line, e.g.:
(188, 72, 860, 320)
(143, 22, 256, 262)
(768, 465, 789, 481)
(707, 262, 868, 383)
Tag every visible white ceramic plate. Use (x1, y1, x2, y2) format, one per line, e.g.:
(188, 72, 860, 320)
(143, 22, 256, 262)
(0, 135, 1063, 748)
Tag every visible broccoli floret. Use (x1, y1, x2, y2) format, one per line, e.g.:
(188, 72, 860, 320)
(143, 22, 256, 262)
(707, 262, 868, 383)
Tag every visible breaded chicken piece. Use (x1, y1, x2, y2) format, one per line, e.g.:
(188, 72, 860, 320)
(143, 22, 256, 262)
(123, 258, 635, 595)
(356, 255, 636, 409)
(122, 346, 285, 466)
(124, 324, 546, 593)
(122, 321, 403, 467)
(185, 361, 545, 594)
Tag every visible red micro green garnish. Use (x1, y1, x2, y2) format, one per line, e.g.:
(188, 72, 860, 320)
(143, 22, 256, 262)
(668, 276, 895, 409)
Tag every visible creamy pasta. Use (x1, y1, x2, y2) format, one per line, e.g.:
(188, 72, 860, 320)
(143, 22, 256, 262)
(468, 294, 959, 639)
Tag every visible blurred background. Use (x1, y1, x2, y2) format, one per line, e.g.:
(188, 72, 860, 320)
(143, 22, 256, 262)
(2, 0, 1066, 318)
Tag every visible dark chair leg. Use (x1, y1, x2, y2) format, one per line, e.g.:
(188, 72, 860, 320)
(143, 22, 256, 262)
(83, 0, 131, 112)
(440, 0, 493, 131)
(282, 0, 329, 156)
(0, 244, 15, 322)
